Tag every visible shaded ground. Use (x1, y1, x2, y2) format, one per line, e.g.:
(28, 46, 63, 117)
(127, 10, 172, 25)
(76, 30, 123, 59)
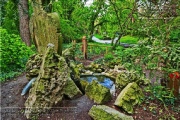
(1, 56, 180, 120)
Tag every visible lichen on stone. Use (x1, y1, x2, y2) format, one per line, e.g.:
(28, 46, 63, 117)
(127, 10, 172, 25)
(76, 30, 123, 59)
(80, 79, 89, 92)
(116, 70, 150, 89)
(114, 82, 144, 114)
(26, 54, 43, 81)
(88, 105, 134, 120)
(24, 45, 69, 119)
(29, 0, 62, 55)
(63, 78, 82, 99)
(85, 80, 111, 104)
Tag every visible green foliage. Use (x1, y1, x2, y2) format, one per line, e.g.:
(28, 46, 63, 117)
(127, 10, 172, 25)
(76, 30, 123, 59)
(52, 1, 85, 42)
(170, 29, 180, 42)
(0, 27, 35, 81)
(145, 84, 176, 105)
(1, 1, 19, 34)
(148, 43, 180, 72)
(114, 43, 151, 73)
(104, 53, 114, 61)
(170, 17, 180, 42)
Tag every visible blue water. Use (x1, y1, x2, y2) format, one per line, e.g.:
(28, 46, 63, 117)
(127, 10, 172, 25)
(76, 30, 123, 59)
(80, 75, 114, 89)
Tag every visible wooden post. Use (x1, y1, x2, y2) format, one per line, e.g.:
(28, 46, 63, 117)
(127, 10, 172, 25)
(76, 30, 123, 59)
(106, 47, 108, 54)
(82, 36, 87, 59)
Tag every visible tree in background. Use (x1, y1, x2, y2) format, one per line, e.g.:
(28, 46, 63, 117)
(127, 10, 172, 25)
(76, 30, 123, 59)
(1, 0, 31, 46)
(18, 0, 31, 46)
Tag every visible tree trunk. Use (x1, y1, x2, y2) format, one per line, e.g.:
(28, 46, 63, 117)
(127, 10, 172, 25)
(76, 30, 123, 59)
(18, 0, 31, 46)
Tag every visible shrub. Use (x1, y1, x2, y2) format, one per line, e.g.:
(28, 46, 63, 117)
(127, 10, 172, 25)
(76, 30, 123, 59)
(0, 27, 35, 81)
(104, 53, 114, 61)
(145, 84, 176, 105)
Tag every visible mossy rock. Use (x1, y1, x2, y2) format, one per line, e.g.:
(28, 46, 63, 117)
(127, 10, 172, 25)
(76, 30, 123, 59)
(63, 79, 82, 99)
(114, 82, 144, 114)
(88, 105, 134, 120)
(85, 80, 111, 104)
(24, 45, 69, 119)
(116, 70, 150, 89)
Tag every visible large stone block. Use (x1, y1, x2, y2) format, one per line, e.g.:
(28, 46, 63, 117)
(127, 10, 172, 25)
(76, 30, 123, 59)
(85, 80, 111, 104)
(88, 105, 134, 120)
(114, 82, 144, 114)
(63, 79, 82, 99)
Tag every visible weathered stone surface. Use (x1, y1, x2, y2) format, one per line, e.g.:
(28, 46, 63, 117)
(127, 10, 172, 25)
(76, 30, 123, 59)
(88, 105, 134, 120)
(114, 82, 144, 114)
(116, 70, 150, 89)
(62, 47, 75, 64)
(85, 80, 111, 104)
(69, 60, 80, 81)
(26, 54, 43, 81)
(85, 63, 105, 73)
(63, 79, 82, 99)
(80, 79, 89, 92)
(29, 1, 62, 55)
(24, 45, 69, 119)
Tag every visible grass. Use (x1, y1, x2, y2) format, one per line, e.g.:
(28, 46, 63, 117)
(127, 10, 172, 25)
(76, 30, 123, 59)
(94, 34, 104, 39)
(120, 35, 139, 44)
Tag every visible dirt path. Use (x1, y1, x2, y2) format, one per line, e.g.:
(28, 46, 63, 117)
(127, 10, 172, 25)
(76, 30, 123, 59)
(1, 73, 28, 120)
(0, 73, 95, 120)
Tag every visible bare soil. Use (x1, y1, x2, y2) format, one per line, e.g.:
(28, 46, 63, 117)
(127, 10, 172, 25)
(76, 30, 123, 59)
(1, 56, 180, 120)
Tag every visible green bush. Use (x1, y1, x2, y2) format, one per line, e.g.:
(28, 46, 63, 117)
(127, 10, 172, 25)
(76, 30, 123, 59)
(104, 53, 114, 61)
(0, 27, 35, 81)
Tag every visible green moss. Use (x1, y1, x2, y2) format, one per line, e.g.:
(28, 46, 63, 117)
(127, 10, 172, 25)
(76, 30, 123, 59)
(63, 79, 82, 99)
(114, 82, 144, 114)
(80, 80, 89, 92)
(25, 46, 69, 119)
(88, 105, 134, 120)
(116, 70, 150, 89)
(85, 80, 111, 104)
(37, 80, 45, 91)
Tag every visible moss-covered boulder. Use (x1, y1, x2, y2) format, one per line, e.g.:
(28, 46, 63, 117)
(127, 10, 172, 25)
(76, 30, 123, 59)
(63, 79, 82, 99)
(88, 105, 134, 120)
(85, 80, 111, 104)
(114, 82, 144, 114)
(116, 70, 150, 89)
(24, 45, 70, 119)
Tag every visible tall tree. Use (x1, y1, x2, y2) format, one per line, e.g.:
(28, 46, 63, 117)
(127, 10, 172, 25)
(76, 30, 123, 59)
(108, 0, 136, 49)
(18, 0, 31, 46)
